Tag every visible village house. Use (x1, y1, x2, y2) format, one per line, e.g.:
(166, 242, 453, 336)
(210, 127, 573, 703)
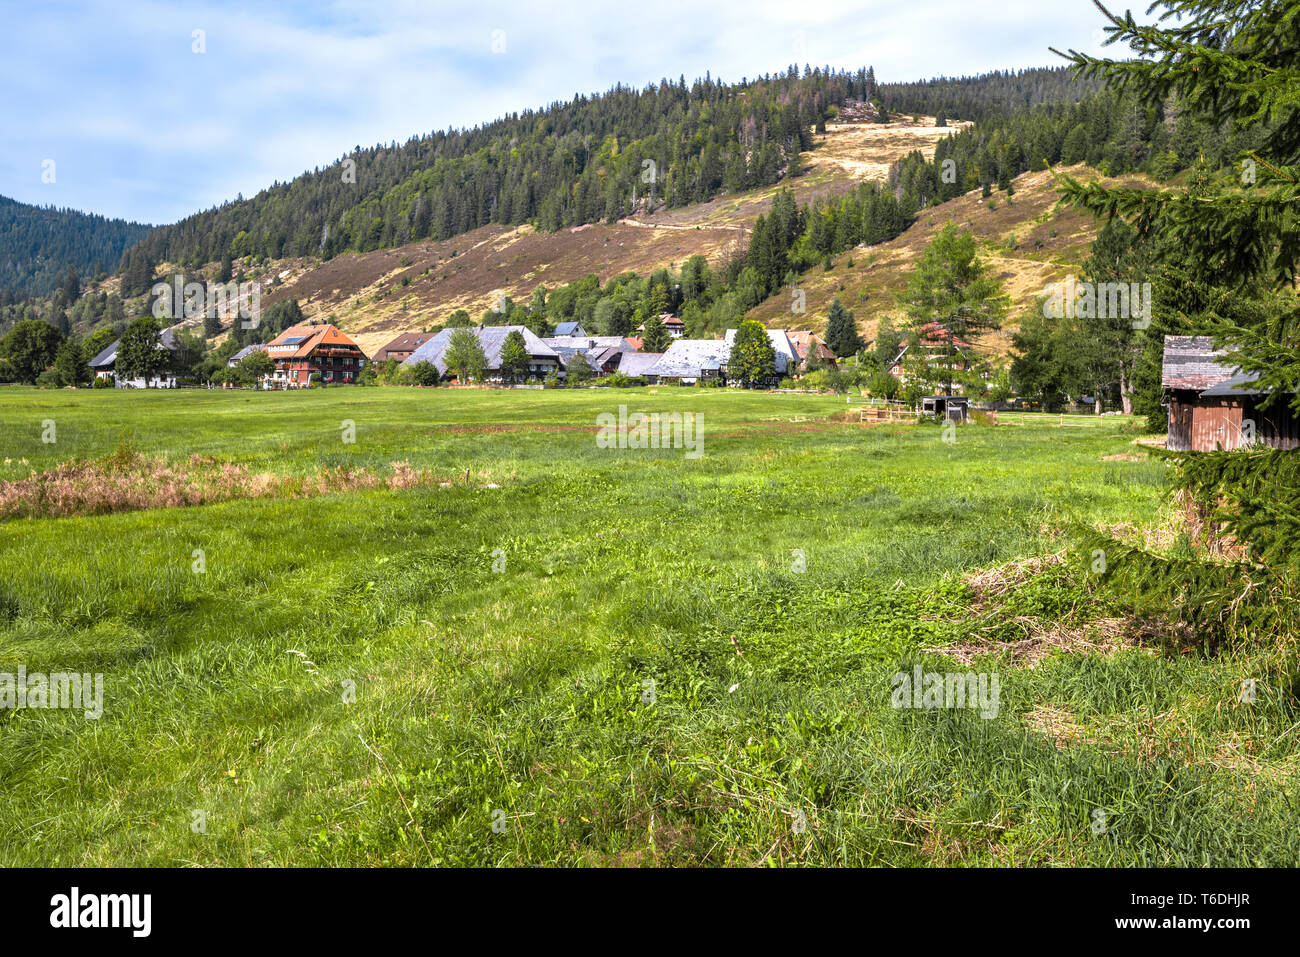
(265, 321, 368, 387)
(615, 351, 665, 383)
(87, 324, 184, 388)
(402, 325, 561, 383)
(887, 322, 974, 385)
(542, 336, 635, 376)
(723, 327, 797, 380)
(226, 343, 267, 367)
(786, 331, 837, 370)
(553, 321, 587, 337)
(1162, 335, 1299, 451)
(372, 332, 434, 364)
(645, 339, 731, 384)
(636, 314, 686, 339)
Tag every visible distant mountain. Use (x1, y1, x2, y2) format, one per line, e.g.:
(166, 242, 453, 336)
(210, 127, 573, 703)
(0, 195, 151, 298)
(121, 68, 879, 270)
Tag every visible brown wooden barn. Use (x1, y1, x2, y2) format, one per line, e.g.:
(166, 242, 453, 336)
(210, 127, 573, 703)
(1161, 335, 1299, 451)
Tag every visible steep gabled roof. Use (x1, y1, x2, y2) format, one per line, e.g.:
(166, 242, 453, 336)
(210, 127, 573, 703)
(646, 339, 731, 379)
(403, 325, 558, 374)
(616, 352, 665, 377)
(1162, 335, 1236, 391)
(266, 323, 364, 360)
(786, 330, 834, 362)
(554, 321, 585, 336)
(88, 325, 184, 370)
(723, 327, 795, 374)
(374, 331, 432, 356)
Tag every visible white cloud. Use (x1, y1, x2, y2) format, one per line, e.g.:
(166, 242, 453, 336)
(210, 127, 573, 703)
(0, 0, 1117, 223)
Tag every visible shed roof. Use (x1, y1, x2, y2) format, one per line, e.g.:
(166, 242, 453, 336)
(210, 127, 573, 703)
(1161, 335, 1236, 391)
(1199, 370, 1268, 396)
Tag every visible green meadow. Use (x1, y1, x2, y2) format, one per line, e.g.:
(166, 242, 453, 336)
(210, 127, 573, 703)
(1, 387, 1296, 866)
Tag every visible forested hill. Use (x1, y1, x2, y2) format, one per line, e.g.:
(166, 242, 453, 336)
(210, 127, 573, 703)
(878, 66, 1104, 122)
(120, 68, 879, 276)
(0, 196, 151, 298)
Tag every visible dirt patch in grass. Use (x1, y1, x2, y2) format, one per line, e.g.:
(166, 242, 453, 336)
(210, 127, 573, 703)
(925, 616, 1148, 667)
(433, 423, 600, 434)
(924, 550, 1162, 665)
(0, 450, 443, 520)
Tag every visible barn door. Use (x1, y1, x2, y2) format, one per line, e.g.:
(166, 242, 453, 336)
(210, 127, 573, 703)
(1194, 400, 1245, 450)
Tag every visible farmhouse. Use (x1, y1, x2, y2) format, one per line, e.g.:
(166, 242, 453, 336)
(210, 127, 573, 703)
(615, 351, 665, 383)
(226, 343, 267, 367)
(724, 327, 797, 378)
(402, 325, 560, 382)
(888, 322, 974, 385)
(542, 336, 634, 375)
(786, 331, 837, 370)
(372, 332, 434, 363)
(87, 325, 184, 388)
(645, 339, 731, 384)
(265, 321, 368, 387)
(1162, 335, 1299, 451)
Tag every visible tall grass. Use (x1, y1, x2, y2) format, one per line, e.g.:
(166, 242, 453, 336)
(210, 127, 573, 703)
(0, 387, 1293, 866)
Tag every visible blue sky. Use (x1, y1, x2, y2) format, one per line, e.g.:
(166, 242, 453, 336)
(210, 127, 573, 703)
(0, 0, 1115, 225)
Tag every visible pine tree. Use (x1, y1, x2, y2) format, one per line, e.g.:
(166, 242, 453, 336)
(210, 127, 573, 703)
(824, 299, 863, 358)
(1052, 0, 1300, 645)
(899, 223, 1009, 394)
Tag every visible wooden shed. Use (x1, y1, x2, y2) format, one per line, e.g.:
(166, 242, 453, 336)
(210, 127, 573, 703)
(920, 395, 969, 423)
(1161, 335, 1299, 451)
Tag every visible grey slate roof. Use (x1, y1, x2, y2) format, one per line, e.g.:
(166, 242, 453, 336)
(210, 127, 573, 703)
(542, 336, 634, 353)
(88, 341, 119, 369)
(88, 325, 183, 370)
(554, 321, 585, 337)
(402, 325, 558, 374)
(227, 343, 267, 366)
(616, 352, 665, 377)
(1162, 335, 1236, 391)
(550, 346, 603, 373)
(645, 339, 731, 379)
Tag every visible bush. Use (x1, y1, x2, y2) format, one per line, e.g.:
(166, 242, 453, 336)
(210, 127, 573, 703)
(605, 372, 644, 388)
(408, 361, 440, 387)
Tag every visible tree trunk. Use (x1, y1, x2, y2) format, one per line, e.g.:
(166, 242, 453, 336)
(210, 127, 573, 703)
(1119, 364, 1133, 415)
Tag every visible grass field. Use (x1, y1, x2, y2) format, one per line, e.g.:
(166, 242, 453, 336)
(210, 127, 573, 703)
(1, 387, 1297, 866)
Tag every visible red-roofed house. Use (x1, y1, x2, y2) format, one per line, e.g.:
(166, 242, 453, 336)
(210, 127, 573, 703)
(265, 322, 368, 387)
(372, 332, 434, 364)
(786, 331, 837, 370)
